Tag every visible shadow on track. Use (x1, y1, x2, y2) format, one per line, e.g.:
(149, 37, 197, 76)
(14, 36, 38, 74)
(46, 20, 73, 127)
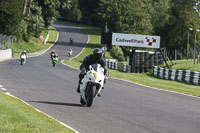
(27, 101, 83, 107)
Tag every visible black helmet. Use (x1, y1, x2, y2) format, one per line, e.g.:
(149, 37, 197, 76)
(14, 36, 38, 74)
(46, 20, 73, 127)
(93, 48, 102, 60)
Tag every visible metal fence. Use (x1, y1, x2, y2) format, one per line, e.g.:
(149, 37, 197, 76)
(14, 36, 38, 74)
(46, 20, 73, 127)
(0, 34, 15, 50)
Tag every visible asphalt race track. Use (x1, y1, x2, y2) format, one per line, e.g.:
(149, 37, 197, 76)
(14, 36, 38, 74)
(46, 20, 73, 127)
(0, 22, 200, 133)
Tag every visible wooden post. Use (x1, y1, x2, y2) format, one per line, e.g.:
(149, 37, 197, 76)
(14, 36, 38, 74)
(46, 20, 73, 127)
(198, 49, 200, 64)
(175, 49, 177, 61)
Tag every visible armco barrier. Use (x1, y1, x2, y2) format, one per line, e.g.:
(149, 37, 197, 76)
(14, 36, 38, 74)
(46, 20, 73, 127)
(153, 66, 200, 85)
(107, 61, 130, 72)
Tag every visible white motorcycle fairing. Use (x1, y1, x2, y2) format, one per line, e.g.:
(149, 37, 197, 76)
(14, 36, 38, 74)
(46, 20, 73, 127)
(80, 63, 105, 107)
(20, 54, 26, 60)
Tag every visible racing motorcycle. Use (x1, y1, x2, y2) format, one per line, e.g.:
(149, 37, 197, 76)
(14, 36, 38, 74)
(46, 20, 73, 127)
(68, 51, 72, 57)
(20, 54, 26, 65)
(70, 38, 73, 44)
(80, 63, 105, 107)
(52, 56, 59, 67)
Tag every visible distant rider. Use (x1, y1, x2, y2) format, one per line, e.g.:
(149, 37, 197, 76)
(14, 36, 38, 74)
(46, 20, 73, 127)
(50, 50, 58, 62)
(70, 38, 73, 44)
(77, 48, 109, 96)
(20, 50, 27, 63)
(68, 49, 73, 56)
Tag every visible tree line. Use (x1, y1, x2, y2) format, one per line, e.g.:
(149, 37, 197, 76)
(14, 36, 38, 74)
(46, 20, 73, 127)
(0, 0, 200, 59)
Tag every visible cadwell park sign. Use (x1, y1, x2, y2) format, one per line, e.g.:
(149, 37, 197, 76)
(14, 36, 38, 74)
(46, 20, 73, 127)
(101, 32, 165, 73)
(112, 33, 160, 49)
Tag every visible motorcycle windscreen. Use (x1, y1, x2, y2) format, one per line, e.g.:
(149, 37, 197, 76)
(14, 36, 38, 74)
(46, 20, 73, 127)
(91, 64, 104, 73)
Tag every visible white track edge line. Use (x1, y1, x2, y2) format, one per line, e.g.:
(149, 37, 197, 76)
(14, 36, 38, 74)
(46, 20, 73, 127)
(1, 88, 6, 91)
(4, 92, 80, 133)
(111, 77, 200, 99)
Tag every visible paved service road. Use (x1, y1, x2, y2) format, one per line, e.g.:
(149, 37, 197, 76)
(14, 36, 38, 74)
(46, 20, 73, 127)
(0, 22, 200, 133)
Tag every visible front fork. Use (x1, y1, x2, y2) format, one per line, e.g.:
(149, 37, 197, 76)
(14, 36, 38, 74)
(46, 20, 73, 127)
(80, 80, 102, 99)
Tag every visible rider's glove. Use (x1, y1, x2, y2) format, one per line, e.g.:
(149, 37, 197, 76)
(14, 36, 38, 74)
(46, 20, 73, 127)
(80, 69, 86, 75)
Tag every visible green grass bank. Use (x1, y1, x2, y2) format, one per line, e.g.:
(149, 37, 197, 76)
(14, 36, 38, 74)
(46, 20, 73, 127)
(0, 93, 74, 133)
(12, 26, 57, 58)
(60, 20, 200, 97)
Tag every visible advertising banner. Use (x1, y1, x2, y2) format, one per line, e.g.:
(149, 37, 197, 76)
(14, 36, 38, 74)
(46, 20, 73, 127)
(112, 33, 160, 48)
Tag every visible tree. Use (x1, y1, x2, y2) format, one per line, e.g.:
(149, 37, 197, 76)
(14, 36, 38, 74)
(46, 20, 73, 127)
(59, 0, 82, 20)
(0, 0, 24, 38)
(96, 0, 153, 34)
(25, 2, 45, 39)
(166, 0, 200, 58)
(95, 0, 153, 59)
(144, 0, 171, 35)
(79, 0, 100, 22)
(144, 0, 171, 48)
(36, 0, 61, 28)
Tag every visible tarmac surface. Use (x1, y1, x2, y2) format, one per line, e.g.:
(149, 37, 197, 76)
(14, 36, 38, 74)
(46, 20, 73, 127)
(0, 22, 200, 133)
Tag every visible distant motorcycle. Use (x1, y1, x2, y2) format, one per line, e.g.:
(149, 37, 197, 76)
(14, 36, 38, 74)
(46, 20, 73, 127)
(68, 49, 73, 57)
(52, 56, 59, 67)
(20, 54, 26, 65)
(68, 51, 72, 57)
(70, 38, 73, 44)
(79, 63, 105, 107)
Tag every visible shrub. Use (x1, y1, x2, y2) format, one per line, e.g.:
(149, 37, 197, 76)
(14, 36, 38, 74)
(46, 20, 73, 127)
(110, 46, 125, 61)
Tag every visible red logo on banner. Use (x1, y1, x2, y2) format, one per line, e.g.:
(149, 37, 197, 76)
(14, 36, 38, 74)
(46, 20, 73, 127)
(145, 37, 157, 46)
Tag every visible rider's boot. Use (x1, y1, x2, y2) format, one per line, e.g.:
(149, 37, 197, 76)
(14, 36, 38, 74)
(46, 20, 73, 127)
(77, 80, 81, 93)
(77, 84, 80, 93)
(97, 93, 101, 97)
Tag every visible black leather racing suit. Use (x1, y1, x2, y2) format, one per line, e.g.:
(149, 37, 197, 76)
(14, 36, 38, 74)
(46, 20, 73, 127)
(79, 54, 109, 79)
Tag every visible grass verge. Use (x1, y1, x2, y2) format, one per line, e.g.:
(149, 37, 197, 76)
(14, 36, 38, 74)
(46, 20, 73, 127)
(162, 59, 200, 72)
(12, 26, 57, 58)
(0, 93, 74, 133)
(60, 20, 200, 97)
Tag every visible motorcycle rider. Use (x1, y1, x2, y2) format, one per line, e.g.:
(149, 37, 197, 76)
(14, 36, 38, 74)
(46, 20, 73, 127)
(68, 49, 73, 56)
(70, 38, 73, 44)
(20, 50, 27, 63)
(77, 48, 109, 96)
(50, 50, 58, 63)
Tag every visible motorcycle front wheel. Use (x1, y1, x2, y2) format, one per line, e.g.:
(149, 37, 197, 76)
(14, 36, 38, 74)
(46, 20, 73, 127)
(85, 85, 94, 107)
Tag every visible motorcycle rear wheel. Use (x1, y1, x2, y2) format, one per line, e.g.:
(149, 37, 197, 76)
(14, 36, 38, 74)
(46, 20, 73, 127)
(21, 59, 24, 65)
(52, 62, 55, 67)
